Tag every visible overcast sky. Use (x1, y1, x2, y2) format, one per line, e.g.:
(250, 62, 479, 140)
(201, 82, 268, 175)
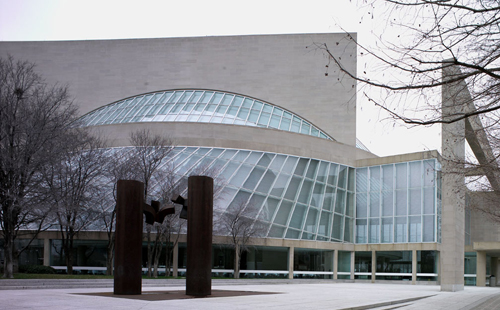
(0, 0, 441, 157)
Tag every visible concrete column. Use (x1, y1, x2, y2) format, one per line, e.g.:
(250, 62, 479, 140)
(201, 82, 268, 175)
(440, 63, 466, 292)
(333, 250, 338, 280)
(288, 246, 294, 279)
(172, 242, 179, 278)
(477, 251, 486, 287)
(350, 251, 355, 280)
(371, 251, 376, 283)
(43, 238, 51, 266)
(412, 249, 417, 284)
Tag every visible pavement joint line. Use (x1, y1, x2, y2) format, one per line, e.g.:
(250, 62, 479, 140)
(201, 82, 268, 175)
(338, 295, 435, 310)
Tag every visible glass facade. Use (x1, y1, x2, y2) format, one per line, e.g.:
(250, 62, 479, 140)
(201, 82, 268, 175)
(293, 248, 333, 279)
(79, 90, 333, 141)
(355, 160, 440, 244)
(376, 251, 412, 280)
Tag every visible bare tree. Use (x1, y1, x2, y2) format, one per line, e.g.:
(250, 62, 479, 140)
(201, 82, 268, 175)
(128, 129, 174, 277)
(218, 201, 266, 279)
(319, 1, 500, 220)
(43, 129, 108, 274)
(0, 56, 78, 278)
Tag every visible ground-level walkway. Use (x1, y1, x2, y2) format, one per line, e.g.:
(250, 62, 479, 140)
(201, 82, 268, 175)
(1, 280, 499, 310)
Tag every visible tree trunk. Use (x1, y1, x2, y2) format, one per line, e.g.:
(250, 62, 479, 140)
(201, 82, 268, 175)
(65, 247, 73, 274)
(165, 243, 172, 277)
(234, 244, 240, 279)
(146, 229, 152, 277)
(106, 237, 114, 276)
(152, 238, 162, 278)
(2, 234, 15, 278)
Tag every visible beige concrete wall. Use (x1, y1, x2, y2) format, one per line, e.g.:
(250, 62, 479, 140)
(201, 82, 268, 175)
(0, 33, 357, 146)
(94, 122, 376, 166)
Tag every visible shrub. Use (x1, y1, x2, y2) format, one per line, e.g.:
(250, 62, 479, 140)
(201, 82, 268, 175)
(19, 265, 56, 274)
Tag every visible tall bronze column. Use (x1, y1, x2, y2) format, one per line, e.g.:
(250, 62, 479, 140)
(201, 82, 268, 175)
(186, 175, 213, 296)
(114, 180, 144, 295)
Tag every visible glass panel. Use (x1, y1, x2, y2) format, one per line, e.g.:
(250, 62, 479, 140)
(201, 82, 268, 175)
(289, 204, 307, 229)
(369, 218, 380, 243)
(335, 189, 346, 214)
(423, 187, 435, 214)
(382, 191, 394, 216)
(269, 114, 281, 128)
(268, 225, 285, 238)
(294, 158, 309, 176)
(423, 215, 435, 242)
(327, 164, 338, 186)
(338, 166, 347, 189)
(248, 110, 260, 123)
(381, 218, 393, 243)
(304, 208, 319, 233)
(348, 167, 355, 191)
(242, 98, 253, 108)
(242, 166, 265, 191)
(356, 219, 367, 243)
(409, 161, 422, 188)
(257, 153, 274, 167)
(356, 193, 368, 218)
(270, 155, 287, 171)
(281, 156, 298, 174)
(395, 190, 407, 216)
(395, 217, 407, 243)
(256, 170, 277, 194)
(338, 251, 351, 272)
(233, 150, 250, 162)
(261, 197, 280, 221)
(346, 192, 355, 217)
(247, 194, 266, 217)
(274, 200, 293, 225)
(285, 229, 300, 239)
(237, 107, 249, 120)
(370, 192, 380, 217)
(306, 160, 319, 179)
(344, 218, 353, 243)
(409, 216, 422, 242)
(310, 183, 325, 208)
(228, 190, 251, 210)
(332, 214, 344, 240)
(301, 122, 311, 134)
(270, 173, 290, 197)
(396, 163, 407, 189)
(297, 179, 313, 204)
(409, 188, 422, 215)
(284, 176, 302, 201)
(229, 164, 252, 187)
(318, 211, 331, 237)
(245, 152, 262, 165)
(279, 117, 291, 130)
(258, 112, 270, 126)
(316, 161, 329, 183)
(322, 186, 335, 211)
(291, 116, 301, 132)
(370, 166, 380, 191)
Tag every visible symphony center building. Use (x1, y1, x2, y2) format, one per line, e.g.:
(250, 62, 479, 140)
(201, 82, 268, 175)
(1, 33, 499, 291)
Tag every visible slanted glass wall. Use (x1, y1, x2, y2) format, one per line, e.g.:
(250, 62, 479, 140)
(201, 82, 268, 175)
(79, 90, 333, 141)
(356, 160, 440, 244)
(293, 248, 333, 279)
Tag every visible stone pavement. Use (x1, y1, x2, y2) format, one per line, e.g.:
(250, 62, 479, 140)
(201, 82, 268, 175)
(1, 281, 500, 310)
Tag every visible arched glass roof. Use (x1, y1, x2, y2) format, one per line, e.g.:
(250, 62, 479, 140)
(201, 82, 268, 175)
(79, 89, 334, 141)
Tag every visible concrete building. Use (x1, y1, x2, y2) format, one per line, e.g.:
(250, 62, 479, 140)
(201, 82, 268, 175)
(0, 33, 498, 290)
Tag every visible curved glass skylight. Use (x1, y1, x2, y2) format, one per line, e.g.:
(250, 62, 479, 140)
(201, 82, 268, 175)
(79, 90, 334, 141)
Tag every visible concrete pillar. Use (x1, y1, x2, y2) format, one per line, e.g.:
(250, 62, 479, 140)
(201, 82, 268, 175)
(43, 238, 51, 266)
(172, 242, 179, 278)
(412, 249, 417, 284)
(371, 251, 376, 283)
(477, 251, 486, 286)
(333, 250, 338, 280)
(350, 251, 355, 280)
(288, 246, 294, 279)
(440, 63, 466, 292)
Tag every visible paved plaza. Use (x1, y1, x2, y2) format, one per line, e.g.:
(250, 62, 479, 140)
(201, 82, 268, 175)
(1, 280, 500, 310)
